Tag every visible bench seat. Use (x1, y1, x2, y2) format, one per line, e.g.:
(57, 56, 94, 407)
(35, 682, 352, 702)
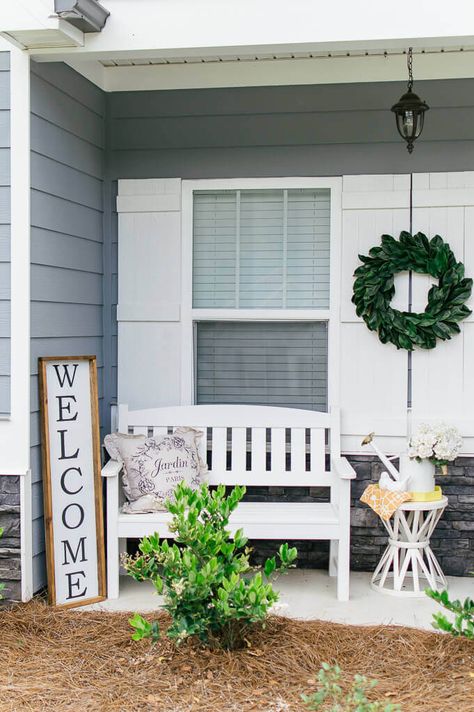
(117, 502, 340, 540)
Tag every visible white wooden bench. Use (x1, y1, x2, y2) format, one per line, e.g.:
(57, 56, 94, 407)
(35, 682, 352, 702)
(102, 404, 356, 601)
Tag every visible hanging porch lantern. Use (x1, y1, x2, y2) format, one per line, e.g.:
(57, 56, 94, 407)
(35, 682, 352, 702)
(391, 48, 429, 153)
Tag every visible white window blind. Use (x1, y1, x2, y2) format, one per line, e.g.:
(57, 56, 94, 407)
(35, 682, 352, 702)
(196, 321, 328, 411)
(193, 189, 330, 309)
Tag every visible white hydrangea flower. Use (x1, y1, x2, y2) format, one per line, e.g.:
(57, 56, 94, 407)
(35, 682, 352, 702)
(417, 444, 434, 459)
(408, 422, 462, 463)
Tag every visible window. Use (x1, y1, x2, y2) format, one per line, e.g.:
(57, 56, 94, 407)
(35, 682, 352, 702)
(183, 180, 340, 412)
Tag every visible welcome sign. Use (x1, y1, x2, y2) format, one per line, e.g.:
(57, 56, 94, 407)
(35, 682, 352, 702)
(39, 356, 106, 607)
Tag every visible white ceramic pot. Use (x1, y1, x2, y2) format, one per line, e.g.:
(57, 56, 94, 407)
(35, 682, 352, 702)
(399, 453, 436, 493)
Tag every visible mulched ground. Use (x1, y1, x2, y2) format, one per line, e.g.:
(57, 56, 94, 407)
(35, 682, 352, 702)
(0, 601, 472, 711)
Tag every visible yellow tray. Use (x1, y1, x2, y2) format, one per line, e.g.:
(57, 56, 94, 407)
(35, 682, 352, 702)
(409, 485, 443, 502)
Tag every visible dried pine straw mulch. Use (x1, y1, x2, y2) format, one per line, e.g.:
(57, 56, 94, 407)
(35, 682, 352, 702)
(0, 602, 473, 712)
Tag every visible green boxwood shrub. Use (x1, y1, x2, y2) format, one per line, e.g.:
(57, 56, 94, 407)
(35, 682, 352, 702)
(125, 482, 297, 650)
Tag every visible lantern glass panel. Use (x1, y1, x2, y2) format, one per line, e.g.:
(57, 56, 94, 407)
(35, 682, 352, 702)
(402, 110, 415, 138)
(414, 112, 425, 138)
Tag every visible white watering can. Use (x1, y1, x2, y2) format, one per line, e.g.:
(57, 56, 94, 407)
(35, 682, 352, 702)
(361, 433, 436, 494)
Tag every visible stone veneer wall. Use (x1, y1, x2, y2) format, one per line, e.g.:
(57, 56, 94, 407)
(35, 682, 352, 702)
(0, 475, 21, 603)
(248, 455, 474, 577)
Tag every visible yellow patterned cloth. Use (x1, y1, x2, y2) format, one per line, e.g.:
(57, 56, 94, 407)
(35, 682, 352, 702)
(360, 484, 412, 521)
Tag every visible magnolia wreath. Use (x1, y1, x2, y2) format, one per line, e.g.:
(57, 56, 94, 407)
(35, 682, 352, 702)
(352, 231, 473, 351)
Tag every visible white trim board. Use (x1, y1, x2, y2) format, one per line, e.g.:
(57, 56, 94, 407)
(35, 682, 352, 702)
(0, 47, 33, 601)
(180, 177, 341, 409)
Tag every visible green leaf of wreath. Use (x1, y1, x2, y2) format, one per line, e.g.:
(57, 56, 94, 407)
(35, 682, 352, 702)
(351, 231, 472, 351)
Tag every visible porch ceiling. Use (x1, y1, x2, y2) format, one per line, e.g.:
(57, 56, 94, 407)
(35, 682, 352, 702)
(61, 46, 474, 93)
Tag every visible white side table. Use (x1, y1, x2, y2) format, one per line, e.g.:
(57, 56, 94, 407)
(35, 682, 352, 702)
(371, 497, 448, 597)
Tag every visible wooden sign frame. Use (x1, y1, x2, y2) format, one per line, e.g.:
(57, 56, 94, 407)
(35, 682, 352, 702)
(39, 356, 106, 608)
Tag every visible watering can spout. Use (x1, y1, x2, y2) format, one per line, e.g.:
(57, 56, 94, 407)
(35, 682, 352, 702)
(361, 432, 400, 481)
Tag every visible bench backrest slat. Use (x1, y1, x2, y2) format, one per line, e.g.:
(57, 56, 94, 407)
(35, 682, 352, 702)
(310, 428, 326, 475)
(251, 427, 266, 473)
(291, 428, 306, 473)
(231, 427, 247, 472)
(271, 427, 286, 472)
(212, 426, 227, 474)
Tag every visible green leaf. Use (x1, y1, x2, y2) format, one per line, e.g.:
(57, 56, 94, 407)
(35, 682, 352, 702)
(264, 557, 277, 578)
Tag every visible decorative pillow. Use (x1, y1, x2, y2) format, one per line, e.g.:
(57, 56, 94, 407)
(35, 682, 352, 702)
(104, 428, 207, 513)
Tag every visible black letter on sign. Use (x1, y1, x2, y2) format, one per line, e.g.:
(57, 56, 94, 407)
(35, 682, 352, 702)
(60, 467, 83, 495)
(62, 503, 85, 530)
(56, 395, 78, 422)
(58, 430, 79, 460)
(61, 537, 88, 565)
(65, 570, 87, 600)
(53, 363, 78, 388)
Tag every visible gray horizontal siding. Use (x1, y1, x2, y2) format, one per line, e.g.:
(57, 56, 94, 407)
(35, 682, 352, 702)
(30, 60, 105, 592)
(31, 228, 103, 273)
(108, 79, 474, 117)
(110, 107, 474, 150)
(31, 191, 102, 241)
(31, 72, 104, 147)
(0, 52, 10, 416)
(108, 79, 474, 180)
(109, 140, 474, 180)
(31, 116, 103, 179)
(31, 153, 103, 210)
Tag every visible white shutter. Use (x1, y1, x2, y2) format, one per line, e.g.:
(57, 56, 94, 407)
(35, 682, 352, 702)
(117, 179, 183, 409)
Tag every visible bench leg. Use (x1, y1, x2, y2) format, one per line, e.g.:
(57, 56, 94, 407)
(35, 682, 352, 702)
(337, 533, 350, 601)
(107, 534, 120, 600)
(106, 473, 120, 599)
(329, 540, 338, 576)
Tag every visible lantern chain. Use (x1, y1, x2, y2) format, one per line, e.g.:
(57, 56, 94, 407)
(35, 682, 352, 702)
(407, 47, 414, 91)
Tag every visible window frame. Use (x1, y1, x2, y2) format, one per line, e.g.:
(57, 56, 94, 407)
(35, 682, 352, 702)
(181, 177, 342, 411)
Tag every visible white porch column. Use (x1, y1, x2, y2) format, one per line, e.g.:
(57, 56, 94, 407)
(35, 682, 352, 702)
(9, 45, 31, 601)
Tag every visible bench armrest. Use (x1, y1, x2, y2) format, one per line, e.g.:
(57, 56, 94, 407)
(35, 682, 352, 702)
(331, 456, 356, 480)
(101, 459, 122, 478)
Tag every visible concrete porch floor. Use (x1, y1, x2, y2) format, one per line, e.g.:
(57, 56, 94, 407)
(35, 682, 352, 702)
(87, 570, 473, 631)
